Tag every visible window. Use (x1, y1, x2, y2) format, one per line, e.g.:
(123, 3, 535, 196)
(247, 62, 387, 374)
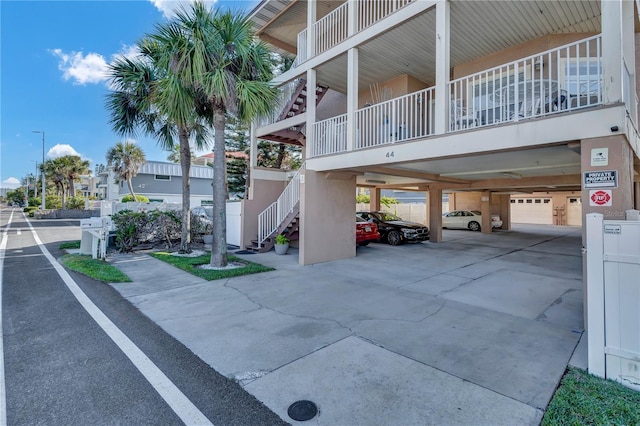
(544, 199, 551, 204)
(526, 199, 533, 203)
(155, 174, 171, 181)
(518, 199, 524, 204)
(534, 199, 541, 204)
(510, 199, 516, 204)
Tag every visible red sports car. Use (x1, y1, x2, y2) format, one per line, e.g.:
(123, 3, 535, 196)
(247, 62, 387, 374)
(356, 216, 381, 246)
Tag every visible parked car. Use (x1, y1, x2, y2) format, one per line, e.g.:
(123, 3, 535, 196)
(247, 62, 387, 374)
(356, 211, 429, 246)
(442, 210, 503, 231)
(356, 216, 381, 246)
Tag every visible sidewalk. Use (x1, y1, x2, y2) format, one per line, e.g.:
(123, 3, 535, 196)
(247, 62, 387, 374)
(108, 225, 585, 425)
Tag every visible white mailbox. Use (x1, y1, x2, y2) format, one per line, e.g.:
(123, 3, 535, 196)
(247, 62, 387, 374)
(80, 217, 109, 259)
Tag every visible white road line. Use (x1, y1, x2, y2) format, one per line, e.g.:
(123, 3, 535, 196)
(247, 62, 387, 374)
(22, 214, 213, 425)
(15, 230, 21, 236)
(0, 209, 15, 426)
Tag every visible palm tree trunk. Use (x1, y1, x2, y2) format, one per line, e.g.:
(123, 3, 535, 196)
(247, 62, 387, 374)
(68, 178, 74, 198)
(61, 182, 67, 209)
(274, 143, 286, 169)
(178, 127, 191, 253)
(127, 179, 137, 201)
(210, 110, 228, 267)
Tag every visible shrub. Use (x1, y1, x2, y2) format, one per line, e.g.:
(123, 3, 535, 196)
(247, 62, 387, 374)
(356, 193, 370, 203)
(121, 194, 150, 203)
(46, 195, 62, 209)
(381, 196, 399, 207)
(66, 196, 86, 210)
(111, 210, 149, 252)
(28, 197, 40, 207)
(147, 210, 181, 248)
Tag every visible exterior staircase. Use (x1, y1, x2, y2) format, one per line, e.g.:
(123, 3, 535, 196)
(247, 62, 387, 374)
(259, 80, 329, 146)
(245, 164, 304, 253)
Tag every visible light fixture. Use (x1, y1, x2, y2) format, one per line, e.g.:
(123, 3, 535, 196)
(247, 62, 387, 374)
(365, 179, 387, 184)
(502, 172, 522, 179)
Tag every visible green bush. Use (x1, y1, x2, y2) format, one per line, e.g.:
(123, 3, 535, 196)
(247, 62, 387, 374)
(121, 194, 150, 203)
(46, 195, 62, 209)
(28, 197, 40, 207)
(356, 193, 370, 203)
(66, 196, 86, 210)
(111, 210, 149, 252)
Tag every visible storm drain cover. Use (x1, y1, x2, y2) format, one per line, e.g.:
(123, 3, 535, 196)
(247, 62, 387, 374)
(287, 400, 318, 421)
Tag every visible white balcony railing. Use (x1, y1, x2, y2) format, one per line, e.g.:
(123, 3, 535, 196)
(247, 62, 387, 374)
(256, 78, 304, 128)
(257, 163, 305, 247)
(294, 29, 308, 67)
(356, 0, 415, 32)
(294, 0, 415, 68)
(449, 34, 602, 131)
(312, 114, 348, 157)
(355, 87, 435, 150)
(306, 35, 603, 159)
(314, 2, 348, 56)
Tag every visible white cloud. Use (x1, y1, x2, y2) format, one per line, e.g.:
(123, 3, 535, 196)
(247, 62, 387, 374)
(150, 0, 217, 19)
(47, 144, 81, 158)
(51, 48, 109, 85)
(1, 177, 21, 189)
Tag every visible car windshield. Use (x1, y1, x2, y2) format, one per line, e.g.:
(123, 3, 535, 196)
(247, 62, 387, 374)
(356, 216, 367, 223)
(375, 212, 403, 221)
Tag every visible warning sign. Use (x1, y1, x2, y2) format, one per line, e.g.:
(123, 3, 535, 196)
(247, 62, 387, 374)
(584, 170, 617, 188)
(589, 190, 612, 206)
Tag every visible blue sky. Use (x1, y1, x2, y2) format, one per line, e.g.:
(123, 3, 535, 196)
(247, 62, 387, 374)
(0, 0, 260, 189)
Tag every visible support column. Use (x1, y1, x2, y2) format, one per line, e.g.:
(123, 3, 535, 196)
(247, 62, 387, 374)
(497, 194, 511, 230)
(434, 0, 450, 134)
(306, 68, 317, 153)
(635, 181, 640, 210)
(480, 191, 492, 234)
(248, 122, 257, 199)
(306, 0, 316, 58)
(429, 187, 443, 242)
(601, 0, 623, 104)
(347, 48, 359, 151)
(300, 170, 356, 265)
(369, 187, 381, 211)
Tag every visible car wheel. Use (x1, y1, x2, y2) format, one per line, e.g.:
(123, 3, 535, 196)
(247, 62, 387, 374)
(387, 230, 401, 246)
(468, 221, 481, 232)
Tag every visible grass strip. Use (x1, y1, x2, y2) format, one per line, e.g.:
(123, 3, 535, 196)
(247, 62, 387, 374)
(543, 366, 640, 425)
(60, 254, 132, 283)
(59, 240, 81, 249)
(151, 251, 274, 280)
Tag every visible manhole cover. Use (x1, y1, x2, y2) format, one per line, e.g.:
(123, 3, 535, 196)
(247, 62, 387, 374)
(287, 400, 318, 421)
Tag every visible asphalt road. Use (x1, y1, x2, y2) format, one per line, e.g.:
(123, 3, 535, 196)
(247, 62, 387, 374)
(0, 207, 287, 425)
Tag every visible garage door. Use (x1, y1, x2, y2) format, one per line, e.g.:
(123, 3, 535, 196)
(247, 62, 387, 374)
(510, 198, 553, 224)
(566, 197, 582, 226)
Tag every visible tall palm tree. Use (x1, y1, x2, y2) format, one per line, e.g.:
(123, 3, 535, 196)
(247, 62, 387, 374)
(106, 37, 210, 254)
(64, 155, 91, 197)
(106, 141, 146, 201)
(43, 157, 68, 208)
(154, 2, 277, 267)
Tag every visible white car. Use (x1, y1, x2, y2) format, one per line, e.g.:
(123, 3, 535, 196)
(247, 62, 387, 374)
(442, 210, 503, 231)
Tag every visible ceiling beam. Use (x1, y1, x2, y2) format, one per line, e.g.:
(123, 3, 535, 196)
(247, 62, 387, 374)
(443, 174, 581, 191)
(366, 166, 472, 184)
(258, 33, 297, 54)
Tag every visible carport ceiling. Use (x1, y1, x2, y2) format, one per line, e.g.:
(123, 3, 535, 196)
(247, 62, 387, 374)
(353, 145, 582, 192)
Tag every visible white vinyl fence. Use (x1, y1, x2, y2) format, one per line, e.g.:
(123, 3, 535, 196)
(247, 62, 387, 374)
(356, 202, 449, 225)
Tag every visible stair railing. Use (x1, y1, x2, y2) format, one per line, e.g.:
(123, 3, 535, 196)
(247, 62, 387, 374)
(257, 162, 305, 247)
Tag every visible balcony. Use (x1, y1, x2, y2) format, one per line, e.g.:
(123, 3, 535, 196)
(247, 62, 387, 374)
(293, 0, 416, 66)
(308, 35, 603, 158)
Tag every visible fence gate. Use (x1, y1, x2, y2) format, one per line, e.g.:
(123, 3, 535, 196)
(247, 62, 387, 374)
(586, 212, 640, 391)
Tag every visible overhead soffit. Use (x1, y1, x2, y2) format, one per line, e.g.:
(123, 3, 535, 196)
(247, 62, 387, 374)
(254, 1, 601, 91)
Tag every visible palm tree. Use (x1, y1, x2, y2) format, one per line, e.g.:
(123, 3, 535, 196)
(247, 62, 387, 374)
(153, 2, 277, 267)
(63, 155, 90, 197)
(43, 157, 68, 208)
(106, 141, 146, 201)
(106, 37, 210, 254)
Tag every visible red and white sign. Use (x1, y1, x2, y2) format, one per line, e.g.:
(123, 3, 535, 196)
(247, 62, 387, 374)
(589, 190, 612, 206)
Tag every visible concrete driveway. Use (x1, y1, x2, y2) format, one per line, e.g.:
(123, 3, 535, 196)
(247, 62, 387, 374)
(110, 224, 584, 425)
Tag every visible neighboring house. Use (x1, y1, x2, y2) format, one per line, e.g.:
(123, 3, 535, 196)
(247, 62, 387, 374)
(104, 161, 214, 206)
(241, 0, 638, 267)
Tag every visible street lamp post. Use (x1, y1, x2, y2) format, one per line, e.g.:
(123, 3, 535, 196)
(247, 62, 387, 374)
(32, 131, 45, 209)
